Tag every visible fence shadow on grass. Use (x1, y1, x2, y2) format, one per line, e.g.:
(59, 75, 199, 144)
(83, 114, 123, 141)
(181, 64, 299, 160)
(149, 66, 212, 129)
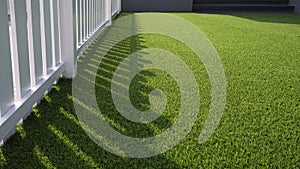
(0, 13, 182, 169)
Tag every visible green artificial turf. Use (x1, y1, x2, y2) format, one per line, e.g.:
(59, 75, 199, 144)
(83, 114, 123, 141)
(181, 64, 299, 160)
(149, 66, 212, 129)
(1, 13, 299, 168)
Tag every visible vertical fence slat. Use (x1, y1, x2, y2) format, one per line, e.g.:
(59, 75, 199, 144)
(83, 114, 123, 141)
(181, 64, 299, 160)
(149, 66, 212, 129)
(92, 0, 94, 31)
(89, 0, 94, 34)
(86, 0, 88, 39)
(75, 0, 79, 48)
(79, 0, 82, 45)
(82, 0, 85, 42)
(90, 0, 92, 34)
(26, 0, 36, 88)
(106, 0, 112, 25)
(57, 0, 62, 63)
(99, 0, 104, 24)
(52, 0, 60, 66)
(43, 0, 53, 71)
(83, 0, 86, 40)
(102, 0, 104, 24)
(91, 0, 93, 31)
(30, 0, 43, 82)
(0, 0, 14, 116)
(97, 0, 102, 25)
(91, 0, 93, 32)
(9, 0, 21, 102)
(95, 0, 96, 29)
(101, 0, 105, 24)
(39, 0, 47, 77)
(86, 0, 89, 37)
(13, 0, 31, 98)
(113, 0, 116, 14)
(111, 0, 113, 14)
(97, 0, 99, 26)
(97, 0, 100, 27)
(50, 0, 56, 68)
(86, 0, 88, 36)
(89, 0, 91, 33)
(73, 0, 77, 52)
(93, 0, 95, 31)
(95, 0, 100, 28)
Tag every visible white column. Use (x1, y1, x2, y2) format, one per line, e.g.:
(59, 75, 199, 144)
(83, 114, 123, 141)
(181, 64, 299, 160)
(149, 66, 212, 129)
(59, 0, 76, 78)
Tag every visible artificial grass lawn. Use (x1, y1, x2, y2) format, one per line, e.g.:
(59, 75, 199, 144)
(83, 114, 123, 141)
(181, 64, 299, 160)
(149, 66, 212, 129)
(1, 13, 300, 168)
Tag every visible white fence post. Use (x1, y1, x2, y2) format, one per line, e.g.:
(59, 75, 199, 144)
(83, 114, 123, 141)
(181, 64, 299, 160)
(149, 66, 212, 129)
(59, 0, 76, 78)
(0, 0, 122, 145)
(118, 0, 121, 14)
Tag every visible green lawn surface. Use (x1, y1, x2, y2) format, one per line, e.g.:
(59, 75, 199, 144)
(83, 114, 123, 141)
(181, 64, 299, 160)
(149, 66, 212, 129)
(0, 13, 299, 168)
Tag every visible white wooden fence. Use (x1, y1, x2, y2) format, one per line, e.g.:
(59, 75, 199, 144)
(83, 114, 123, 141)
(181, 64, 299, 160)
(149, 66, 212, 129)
(0, 0, 121, 144)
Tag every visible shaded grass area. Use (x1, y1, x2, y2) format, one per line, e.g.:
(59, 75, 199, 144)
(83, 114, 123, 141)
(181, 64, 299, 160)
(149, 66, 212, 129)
(1, 13, 300, 168)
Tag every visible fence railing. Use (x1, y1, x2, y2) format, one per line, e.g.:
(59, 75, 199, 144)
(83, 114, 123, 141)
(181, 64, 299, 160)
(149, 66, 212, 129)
(0, 0, 121, 144)
(74, 0, 120, 56)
